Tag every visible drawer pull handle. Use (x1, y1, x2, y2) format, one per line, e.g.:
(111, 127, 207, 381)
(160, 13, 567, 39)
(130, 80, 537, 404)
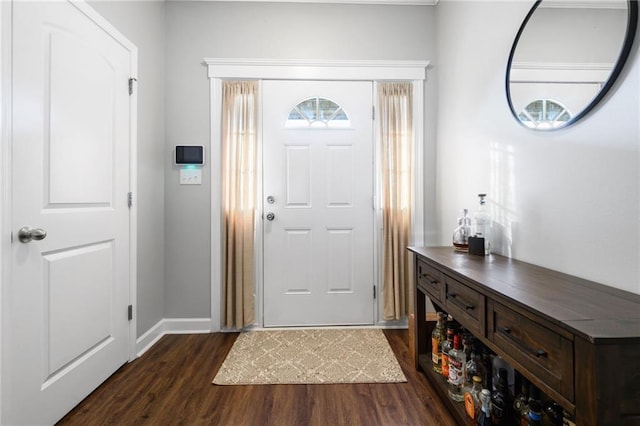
(447, 293, 475, 311)
(535, 349, 547, 358)
(500, 327, 548, 359)
(419, 273, 437, 283)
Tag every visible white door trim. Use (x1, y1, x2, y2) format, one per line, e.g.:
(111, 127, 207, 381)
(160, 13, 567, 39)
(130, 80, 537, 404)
(206, 58, 428, 331)
(0, 1, 138, 420)
(0, 2, 11, 419)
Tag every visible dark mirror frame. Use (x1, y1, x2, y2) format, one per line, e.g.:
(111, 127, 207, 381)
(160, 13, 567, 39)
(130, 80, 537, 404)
(506, 0, 639, 130)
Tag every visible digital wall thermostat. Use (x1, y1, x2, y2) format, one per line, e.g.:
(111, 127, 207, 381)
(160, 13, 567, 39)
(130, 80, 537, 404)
(175, 145, 205, 165)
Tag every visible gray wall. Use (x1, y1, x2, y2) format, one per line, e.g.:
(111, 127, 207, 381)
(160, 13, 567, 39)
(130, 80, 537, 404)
(84, 0, 640, 337)
(436, 2, 640, 293)
(164, 1, 438, 319)
(88, 1, 167, 335)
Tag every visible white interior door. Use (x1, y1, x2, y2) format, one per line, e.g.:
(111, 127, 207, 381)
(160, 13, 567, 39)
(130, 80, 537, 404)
(6, 2, 134, 424)
(262, 80, 374, 327)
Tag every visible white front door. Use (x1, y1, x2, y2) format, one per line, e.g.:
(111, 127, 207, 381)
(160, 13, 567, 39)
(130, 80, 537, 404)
(262, 80, 374, 327)
(6, 2, 134, 424)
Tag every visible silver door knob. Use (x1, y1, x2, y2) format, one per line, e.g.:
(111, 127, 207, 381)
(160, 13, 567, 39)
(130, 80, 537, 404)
(18, 226, 47, 243)
(265, 212, 275, 221)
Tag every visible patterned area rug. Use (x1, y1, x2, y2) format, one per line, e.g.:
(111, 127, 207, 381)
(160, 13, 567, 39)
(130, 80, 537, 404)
(212, 328, 407, 385)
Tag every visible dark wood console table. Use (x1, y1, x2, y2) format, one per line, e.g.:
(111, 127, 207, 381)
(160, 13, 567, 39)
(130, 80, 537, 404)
(410, 246, 640, 425)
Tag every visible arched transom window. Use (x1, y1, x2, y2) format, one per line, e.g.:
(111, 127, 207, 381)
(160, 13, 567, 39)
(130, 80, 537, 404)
(518, 99, 573, 130)
(286, 97, 351, 128)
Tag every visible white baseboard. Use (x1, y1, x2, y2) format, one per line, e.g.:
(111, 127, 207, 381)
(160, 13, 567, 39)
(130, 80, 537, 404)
(135, 318, 211, 358)
(375, 318, 408, 329)
(135, 317, 407, 358)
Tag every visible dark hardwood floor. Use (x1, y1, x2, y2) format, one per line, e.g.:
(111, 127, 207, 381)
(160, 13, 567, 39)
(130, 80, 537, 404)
(57, 329, 456, 426)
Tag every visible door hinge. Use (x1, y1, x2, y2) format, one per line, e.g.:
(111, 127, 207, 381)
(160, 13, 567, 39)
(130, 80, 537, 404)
(372, 106, 375, 120)
(373, 285, 377, 299)
(127, 192, 133, 208)
(128, 305, 133, 321)
(128, 78, 137, 95)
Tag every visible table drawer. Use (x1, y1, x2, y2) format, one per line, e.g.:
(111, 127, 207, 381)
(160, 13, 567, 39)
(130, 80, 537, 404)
(488, 301, 574, 402)
(444, 275, 485, 337)
(416, 259, 443, 303)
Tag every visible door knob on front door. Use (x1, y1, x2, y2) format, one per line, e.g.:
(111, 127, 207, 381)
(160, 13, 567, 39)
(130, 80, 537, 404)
(18, 226, 47, 243)
(265, 212, 275, 221)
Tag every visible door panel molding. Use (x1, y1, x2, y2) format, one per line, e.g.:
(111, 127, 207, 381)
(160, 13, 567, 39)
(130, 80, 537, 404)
(207, 58, 428, 331)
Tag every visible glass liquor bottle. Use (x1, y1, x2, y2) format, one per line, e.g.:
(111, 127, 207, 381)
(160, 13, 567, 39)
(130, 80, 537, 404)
(478, 389, 493, 426)
(526, 400, 543, 426)
(543, 401, 565, 426)
(527, 385, 541, 415)
(448, 334, 466, 402)
(464, 375, 483, 420)
(491, 355, 514, 394)
(431, 312, 446, 374)
(441, 322, 456, 379)
(462, 331, 473, 359)
(465, 340, 488, 389)
(491, 368, 513, 425)
(481, 346, 493, 391)
(453, 209, 472, 252)
(513, 375, 530, 425)
(472, 193, 491, 255)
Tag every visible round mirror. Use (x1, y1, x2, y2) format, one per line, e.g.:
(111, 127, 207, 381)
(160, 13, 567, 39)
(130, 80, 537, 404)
(506, 0, 638, 130)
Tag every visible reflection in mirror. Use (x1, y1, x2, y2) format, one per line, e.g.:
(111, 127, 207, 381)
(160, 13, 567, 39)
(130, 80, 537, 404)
(506, 0, 638, 130)
(519, 99, 572, 129)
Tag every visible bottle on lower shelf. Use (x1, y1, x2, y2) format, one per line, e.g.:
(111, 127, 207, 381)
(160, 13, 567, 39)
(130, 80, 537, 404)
(447, 334, 466, 402)
(478, 389, 493, 426)
(464, 375, 483, 420)
(513, 374, 530, 425)
(491, 368, 514, 425)
(431, 312, 445, 374)
(525, 400, 543, 426)
(466, 339, 488, 389)
(424, 311, 576, 426)
(441, 320, 457, 380)
(542, 401, 564, 426)
(491, 355, 514, 394)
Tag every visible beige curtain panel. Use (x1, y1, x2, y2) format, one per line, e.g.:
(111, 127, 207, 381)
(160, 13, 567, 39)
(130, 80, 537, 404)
(222, 81, 258, 329)
(378, 82, 414, 321)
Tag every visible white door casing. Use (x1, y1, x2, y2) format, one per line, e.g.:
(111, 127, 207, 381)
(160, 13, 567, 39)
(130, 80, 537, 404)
(206, 59, 427, 330)
(262, 80, 374, 327)
(3, 1, 137, 424)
